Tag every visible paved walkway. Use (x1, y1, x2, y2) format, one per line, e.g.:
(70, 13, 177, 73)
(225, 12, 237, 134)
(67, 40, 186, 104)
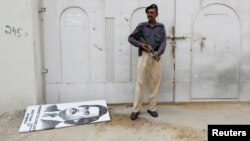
(1, 102, 250, 141)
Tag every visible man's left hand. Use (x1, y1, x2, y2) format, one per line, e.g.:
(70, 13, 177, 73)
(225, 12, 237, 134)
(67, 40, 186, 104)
(154, 51, 160, 57)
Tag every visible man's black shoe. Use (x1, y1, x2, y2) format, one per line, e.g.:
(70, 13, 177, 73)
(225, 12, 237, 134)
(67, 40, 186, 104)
(147, 110, 158, 117)
(130, 112, 140, 120)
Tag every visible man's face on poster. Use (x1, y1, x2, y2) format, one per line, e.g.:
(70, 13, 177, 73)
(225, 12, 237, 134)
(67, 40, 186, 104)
(61, 106, 100, 120)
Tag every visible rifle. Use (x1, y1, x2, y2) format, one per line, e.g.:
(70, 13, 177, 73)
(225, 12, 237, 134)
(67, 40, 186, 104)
(140, 37, 160, 61)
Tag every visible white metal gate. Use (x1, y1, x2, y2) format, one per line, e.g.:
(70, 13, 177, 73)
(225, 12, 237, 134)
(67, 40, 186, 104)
(43, 0, 243, 103)
(43, 0, 107, 103)
(191, 3, 240, 99)
(174, 0, 242, 101)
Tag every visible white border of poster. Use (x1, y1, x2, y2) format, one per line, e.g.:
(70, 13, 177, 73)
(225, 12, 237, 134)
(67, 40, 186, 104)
(19, 100, 110, 133)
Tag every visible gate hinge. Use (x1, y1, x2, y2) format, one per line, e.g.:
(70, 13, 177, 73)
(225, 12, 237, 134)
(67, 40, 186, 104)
(39, 8, 46, 13)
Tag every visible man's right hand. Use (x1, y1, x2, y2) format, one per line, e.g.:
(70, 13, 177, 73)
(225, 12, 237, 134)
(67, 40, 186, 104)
(139, 43, 149, 51)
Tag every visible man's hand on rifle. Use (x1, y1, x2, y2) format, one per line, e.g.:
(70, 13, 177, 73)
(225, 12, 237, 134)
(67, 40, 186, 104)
(139, 42, 161, 61)
(139, 43, 149, 51)
(154, 51, 160, 57)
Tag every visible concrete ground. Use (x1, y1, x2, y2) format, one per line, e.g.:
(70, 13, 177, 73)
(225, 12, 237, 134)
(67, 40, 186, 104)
(1, 102, 250, 141)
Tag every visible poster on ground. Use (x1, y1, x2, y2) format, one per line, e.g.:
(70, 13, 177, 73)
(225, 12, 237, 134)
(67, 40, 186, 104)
(19, 100, 110, 133)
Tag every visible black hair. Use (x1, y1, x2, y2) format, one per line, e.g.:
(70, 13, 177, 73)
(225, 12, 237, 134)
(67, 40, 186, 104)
(145, 4, 158, 13)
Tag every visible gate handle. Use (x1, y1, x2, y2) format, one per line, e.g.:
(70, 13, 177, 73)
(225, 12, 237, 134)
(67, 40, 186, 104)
(200, 37, 206, 52)
(42, 69, 48, 74)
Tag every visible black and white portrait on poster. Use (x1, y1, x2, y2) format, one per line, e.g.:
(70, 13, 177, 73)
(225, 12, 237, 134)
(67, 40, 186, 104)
(19, 100, 110, 132)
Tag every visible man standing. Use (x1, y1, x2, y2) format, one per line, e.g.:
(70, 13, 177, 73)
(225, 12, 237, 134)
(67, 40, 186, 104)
(128, 4, 166, 120)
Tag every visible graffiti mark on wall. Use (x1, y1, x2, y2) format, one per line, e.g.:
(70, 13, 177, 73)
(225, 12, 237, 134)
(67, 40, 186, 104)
(5, 25, 26, 38)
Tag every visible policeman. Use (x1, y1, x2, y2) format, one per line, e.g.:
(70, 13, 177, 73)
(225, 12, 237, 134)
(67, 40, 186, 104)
(128, 4, 166, 120)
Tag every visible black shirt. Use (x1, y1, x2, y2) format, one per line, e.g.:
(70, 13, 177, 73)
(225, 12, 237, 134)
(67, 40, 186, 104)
(128, 22, 167, 55)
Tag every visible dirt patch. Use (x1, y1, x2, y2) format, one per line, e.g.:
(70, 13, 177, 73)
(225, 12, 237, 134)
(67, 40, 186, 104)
(95, 111, 206, 141)
(107, 112, 149, 128)
(0, 111, 25, 138)
(175, 126, 206, 141)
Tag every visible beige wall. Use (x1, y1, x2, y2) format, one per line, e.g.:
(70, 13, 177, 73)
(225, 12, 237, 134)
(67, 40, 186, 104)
(0, 0, 43, 114)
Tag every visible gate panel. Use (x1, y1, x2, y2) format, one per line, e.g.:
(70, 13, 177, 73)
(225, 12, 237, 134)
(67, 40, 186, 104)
(43, 0, 106, 103)
(175, 0, 242, 101)
(191, 4, 240, 99)
(60, 8, 90, 83)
